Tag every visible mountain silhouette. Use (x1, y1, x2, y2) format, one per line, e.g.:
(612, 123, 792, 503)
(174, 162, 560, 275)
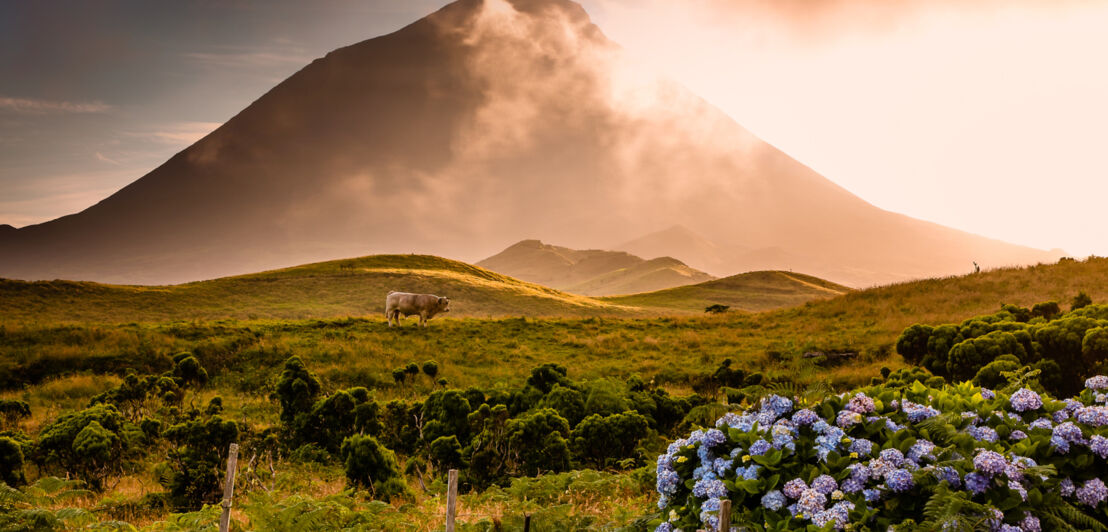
(0, 0, 1058, 285)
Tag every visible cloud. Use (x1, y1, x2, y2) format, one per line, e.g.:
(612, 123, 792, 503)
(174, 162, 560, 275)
(128, 121, 223, 145)
(0, 96, 112, 114)
(94, 152, 121, 165)
(182, 49, 314, 69)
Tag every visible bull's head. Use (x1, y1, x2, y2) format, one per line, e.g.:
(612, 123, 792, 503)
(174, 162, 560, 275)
(439, 296, 451, 312)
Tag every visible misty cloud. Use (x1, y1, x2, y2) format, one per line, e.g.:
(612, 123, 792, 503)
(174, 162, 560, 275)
(0, 96, 112, 114)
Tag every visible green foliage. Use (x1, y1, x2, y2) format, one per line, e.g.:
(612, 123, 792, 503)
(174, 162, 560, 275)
(421, 390, 472, 444)
(161, 415, 239, 510)
(428, 435, 464, 472)
(704, 304, 730, 314)
(339, 434, 409, 501)
(896, 324, 933, 365)
(947, 330, 1026, 381)
(0, 436, 26, 486)
(526, 363, 575, 394)
(379, 400, 421, 454)
(504, 408, 571, 477)
(1032, 301, 1062, 320)
(539, 384, 586, 427)
(971, 356, 1021, 389)
(570, 411, 650, 469)
(35, 404, 130, 490)
(274, 356, 321, 427)
(421, 360, 439, 379)
(0, 399, 30, 430)
(290, 388, 379, 455)
(1073, 291, 1093, 311)
(582, 380, 630, 418)
(1082, 326, 1108, 367)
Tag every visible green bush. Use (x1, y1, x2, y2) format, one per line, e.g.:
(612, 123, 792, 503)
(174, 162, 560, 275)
(0, 399, 30, 429)
(273, 356, 321, 427)
(1031, 301, 1062, 320)
(526, 363, 575, 394)
(162, 415, 239, 510)
(0, 436, 26, 486)
(339, 434, 409, 501)
(421, 390, 472, 444)
(569, 411, 650, 469)
(428, 435, 464, 473)
(421, 361, 439, 379)
(539, 385, 586, 427)
(35, 404, 130, 490)
(895, 324, 933, 365)
(1072, 291, 1093, 311)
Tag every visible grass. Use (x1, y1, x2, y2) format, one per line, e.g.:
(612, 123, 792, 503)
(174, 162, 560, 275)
(1, 255, 1105, 529)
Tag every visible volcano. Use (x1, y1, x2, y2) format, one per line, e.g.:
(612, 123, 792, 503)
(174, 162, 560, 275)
(0, 0, 1058, 286)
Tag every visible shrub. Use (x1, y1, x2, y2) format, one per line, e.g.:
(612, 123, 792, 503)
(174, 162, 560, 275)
(971, 356, 1021, 389)
(340, 434, 409, 501)
(504, 408, 571, 477)
(539, 385, 586, 427)
(428, 435, 464, 472)
(0, 436, 26, 486)
(1073, 291, 1093, 311)
(946, 330, 1026, 381)
(273, 356, 321, 427)
(1031, 301, 1062, 320)
(162, 415, 239, 510)
(526, 363, 575, 394)
(0, 400, 30, 429)
(705, 304, 730, 314)
(895, 324, 933, 365)
(654, 375, 1108, 531)
(293, 389, 378, 454)
(570, 410, 650, 469)
(421, 390, 472, 444)
(36, 404, 130, 490)
(422, 361, 439, 379)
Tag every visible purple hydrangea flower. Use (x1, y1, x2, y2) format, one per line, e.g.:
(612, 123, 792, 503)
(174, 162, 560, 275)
(703, 428, 726, 447)
(880, 448, 906, 467)
(1053, 422, 1085, 444)
(712, 457, 733, 476)
(762, 490, 786, 511)
(974, 450, 1008, 476)
(656, 469, 681, 495)
(998, 525, 1021, 532)
(1087, 375, 1108, 390)
(1029, 418, 1053, 431)
(981, 388, 995, 399)
(1021, 512, 1041, 532)
(1076, 406, 1108, 427)
(847, 393, 876, 414)
(1077, 478, 1108, 507)
(841, 477, 864, 493)
(761, 395, 794, 419)
(784, 478, 808, 499)
(836, 409, 862, 427)
(1009, 479, 1028, 501)
(908, 440, 936, 464)
(965, 472, 990, 494)
(812, 475, 838, 494)
(849, 463, 872, 482)
(863, 488, 881, 502)
(903, 400, 940, 422)
(1009, 430, 1028, 440)
(812, 501, 853, 530)
(1010, 388, 1042, 412)
(1061, 477, 1075, 497)
(885, 469, 914, 492)
(797, 488, 827, 517)
(1090, 435, 1108, 459)
(1053, 409, 1071, 423)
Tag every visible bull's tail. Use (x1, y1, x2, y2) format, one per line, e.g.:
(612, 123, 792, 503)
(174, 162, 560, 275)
(388, 290, 396, 294)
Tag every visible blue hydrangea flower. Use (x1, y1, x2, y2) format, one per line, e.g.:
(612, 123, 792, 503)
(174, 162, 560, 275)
(842, 439, 869, 457)
(836, 409, 862, 427)
(973, 450, 1007, 476)
(703, 428, 726, 447)
(965, 472, 990, 494)
(812, 474, 838, 494)
(1076, 478, 1107, 507)
(902, 400, 940, 422)
(967, 425, 998, 442)
(1009, 388, 1042, 412)
(812, 501, 853, 530)
(1009, 430, 1028, 440)
(749, 439, 771, 456)
(654, 523, 674, 532)
(885, 469, 914, 492)
(761, 395, 794, 419)
(1053, 422, 1085, 445)
(791, 408, 819, 426)
(998, 525, 1021, 532)
(934, 466, 961, 488)
(849, 463, 872, 482)
(712, 457, 733, 476)
(761, 490, 786, 511)
(907, 440, 935, 464)
(841, 477, 864, 493)
(1009, 479, 1028, 501)
(880, 448, 906, 467)
(692, 477, 727, 499)
(981, 388, 995, 399)
(1087, 375, 1108, 390)
(863, 488, 882, 502)
(657, 469, 681, 495)
(1061, 477, 1075, 497)
(1053, 409, 1071, 423)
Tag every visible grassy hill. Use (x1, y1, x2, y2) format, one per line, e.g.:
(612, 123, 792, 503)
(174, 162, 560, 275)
(603, 270, 852, 312)
(477, 239, 714, 296)
(0, 254, 639, 324)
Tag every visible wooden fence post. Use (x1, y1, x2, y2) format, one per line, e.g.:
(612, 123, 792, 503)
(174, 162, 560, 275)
(717, 499, 731, 532)
(523, 513, 531, 532)
(219, 443, 239, 532)
(445, 469, 458, 532)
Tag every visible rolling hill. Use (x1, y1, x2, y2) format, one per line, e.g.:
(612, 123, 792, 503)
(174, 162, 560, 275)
(0, 0, 1057, 287)
(603, 270, 852, 312)
(0, 255, 638, 324)
(476, 239, 714, 295)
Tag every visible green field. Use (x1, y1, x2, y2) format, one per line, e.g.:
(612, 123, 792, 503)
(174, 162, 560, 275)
(602, 270, 851, 312)
(0, 256, 1105, 530)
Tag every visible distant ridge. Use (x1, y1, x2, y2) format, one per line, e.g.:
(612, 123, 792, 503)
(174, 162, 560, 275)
(477, 239, 715, 296)
(602, 270, 852, 312)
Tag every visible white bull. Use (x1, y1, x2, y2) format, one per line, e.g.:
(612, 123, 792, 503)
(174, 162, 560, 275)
(385, 291, 451, 327)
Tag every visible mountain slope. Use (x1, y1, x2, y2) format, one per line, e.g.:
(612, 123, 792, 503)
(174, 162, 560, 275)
(0, 255, 638, 324)
(0, 0, 1058, 286)
(603, 270, 852, 312)
(477, 239, 714, 295)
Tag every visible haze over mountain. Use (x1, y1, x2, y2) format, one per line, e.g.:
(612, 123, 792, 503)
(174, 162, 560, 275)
(0, 0, 1059, 286)
(477, 239, 714, 296)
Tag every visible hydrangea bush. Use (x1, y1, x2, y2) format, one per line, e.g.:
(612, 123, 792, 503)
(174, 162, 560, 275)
(655, 374, 1108, 531)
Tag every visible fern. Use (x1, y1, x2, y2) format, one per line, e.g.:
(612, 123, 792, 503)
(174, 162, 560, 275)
(1046, 500, 1108, 532)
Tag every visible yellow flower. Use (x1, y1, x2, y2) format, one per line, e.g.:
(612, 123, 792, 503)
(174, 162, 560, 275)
(742, 455, 752, 462)
(676, 456, 688, 463)
(669, 510, 678, 521)
(850, 452, 859, 458)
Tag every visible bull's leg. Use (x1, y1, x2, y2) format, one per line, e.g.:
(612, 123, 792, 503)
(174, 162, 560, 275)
(386, 309, 394, 327)
(421, 312, 428, 327)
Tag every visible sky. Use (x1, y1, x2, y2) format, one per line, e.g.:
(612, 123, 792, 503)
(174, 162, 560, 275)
(1, 0, 1105, 256)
